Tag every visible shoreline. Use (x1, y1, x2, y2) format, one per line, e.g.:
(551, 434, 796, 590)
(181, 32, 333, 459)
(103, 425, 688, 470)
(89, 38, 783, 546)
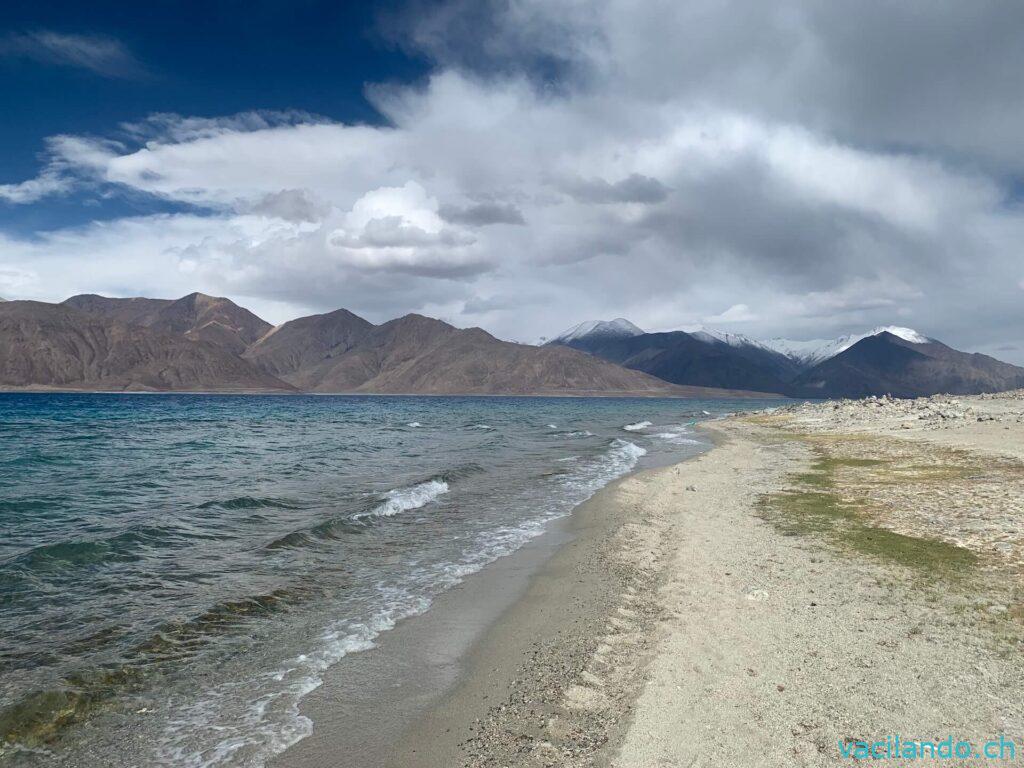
(367, 393, 1021, 767)
(271, 441, 705, 768)
(0, 388, 782, 400)
(388, 457, 688, 767)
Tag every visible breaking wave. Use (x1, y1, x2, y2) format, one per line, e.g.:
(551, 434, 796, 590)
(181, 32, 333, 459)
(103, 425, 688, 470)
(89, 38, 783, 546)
(622, 420, 652, 432)
(353, 479, 450, 521)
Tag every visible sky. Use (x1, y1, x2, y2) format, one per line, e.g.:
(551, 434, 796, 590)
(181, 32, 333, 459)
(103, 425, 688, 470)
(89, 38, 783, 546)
(1, 1, 1023, 363)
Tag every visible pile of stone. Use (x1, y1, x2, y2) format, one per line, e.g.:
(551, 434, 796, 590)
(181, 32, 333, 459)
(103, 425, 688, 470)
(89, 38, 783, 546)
(774, 392, 1024, 432)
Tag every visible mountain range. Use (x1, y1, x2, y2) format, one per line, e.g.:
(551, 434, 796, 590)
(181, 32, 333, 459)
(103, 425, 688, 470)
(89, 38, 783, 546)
(547, 320, 1024, 398)
(0, 294, 765, 398)
(5, 294, 1019, 399)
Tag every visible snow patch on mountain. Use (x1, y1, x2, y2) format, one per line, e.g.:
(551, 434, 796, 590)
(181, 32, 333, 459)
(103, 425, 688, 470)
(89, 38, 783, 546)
(550, 318, 931, 369)
(551, 318, 644, 343)
(760, 326, 931, 366)
(691, 328, 768, 350)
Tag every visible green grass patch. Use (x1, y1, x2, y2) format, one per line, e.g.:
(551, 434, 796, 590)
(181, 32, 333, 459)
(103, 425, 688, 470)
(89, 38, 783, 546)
(760, 448, 977, 580)
(759, 490, 856, 534)
(791, 455, 887, 489)
(893, 464, 985, 482)
(846, 526, 977, 576)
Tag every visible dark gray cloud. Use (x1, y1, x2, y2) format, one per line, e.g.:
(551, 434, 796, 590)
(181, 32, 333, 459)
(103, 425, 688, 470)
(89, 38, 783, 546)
(402, 1, 1024, 172)
(438, 201, 525, 226)
(562, 174, 670, 204)
(249, 189, 327, 222)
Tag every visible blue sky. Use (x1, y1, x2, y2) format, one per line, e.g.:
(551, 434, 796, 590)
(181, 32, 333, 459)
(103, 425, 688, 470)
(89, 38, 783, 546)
(0, 0, 426, 232)
(1, 1, 1023, 362)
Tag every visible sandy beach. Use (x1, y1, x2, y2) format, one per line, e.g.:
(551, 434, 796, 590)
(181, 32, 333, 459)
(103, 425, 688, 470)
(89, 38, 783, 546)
(369, 390, 1024, 767)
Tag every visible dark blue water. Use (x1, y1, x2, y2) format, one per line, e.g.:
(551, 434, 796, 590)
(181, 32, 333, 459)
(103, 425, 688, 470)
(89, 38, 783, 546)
(0, 393, 784, 766)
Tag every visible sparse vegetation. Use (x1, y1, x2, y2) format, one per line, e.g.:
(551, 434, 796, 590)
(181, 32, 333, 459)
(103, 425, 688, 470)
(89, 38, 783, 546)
(759, 438, 978, 580)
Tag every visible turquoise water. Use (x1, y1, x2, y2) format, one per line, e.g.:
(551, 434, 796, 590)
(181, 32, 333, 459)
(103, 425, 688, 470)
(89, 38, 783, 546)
(0, 393, 784, 766)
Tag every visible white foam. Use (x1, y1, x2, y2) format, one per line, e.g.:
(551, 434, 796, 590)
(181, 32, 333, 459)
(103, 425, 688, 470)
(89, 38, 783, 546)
(405, 422, 422, 428)
(546, 424, 557, 429)
(556, 438, 646, 498)
(355, 479, 449, 521)
(469, 424, 493, 430)
(655, 431, 701, 445)
(622, 420, 652, 432)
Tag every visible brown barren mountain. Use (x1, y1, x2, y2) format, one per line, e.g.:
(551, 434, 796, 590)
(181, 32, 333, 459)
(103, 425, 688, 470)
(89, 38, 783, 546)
(243, 308, 374, 377)
(0, 301, 291, 392)
(64, 292, 272, 356)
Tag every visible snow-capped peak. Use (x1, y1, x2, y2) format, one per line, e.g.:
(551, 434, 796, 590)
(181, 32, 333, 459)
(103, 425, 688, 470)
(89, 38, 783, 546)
(760, 326, 931, 366)
(690, 327, 765, 349)
(865, 326, 930, 344)
(551, 318, 644, 343)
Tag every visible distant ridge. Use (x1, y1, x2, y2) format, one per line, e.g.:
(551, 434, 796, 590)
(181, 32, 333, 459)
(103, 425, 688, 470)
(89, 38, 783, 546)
(0, 295, 767, 398)
(757, 326, 931, 368)
(548, 318, 1024, 397)
(788, 332, 1024, 398)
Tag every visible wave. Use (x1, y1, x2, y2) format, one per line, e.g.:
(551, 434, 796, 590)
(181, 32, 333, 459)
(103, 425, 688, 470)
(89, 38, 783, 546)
(405, 422, 422, 428)
(266, 470, 477, 550)
(622, 420, 652, 432)
(265, 519, 365, 550)
(654, 431, 701, 445)
(0, 497, 60, 517)
(0, 581, 326, 751)
(7, 525, 192, 570)
(652, 423, 703, 446)
(353, 479, 449, 521)
(195, 496, 302, 511)
(11, 539, 121, 569)
(467, 424, 494, 430)
(1, 451, 65, 468)
(609, 438, 647, 463)
(553, 438, 646, 499)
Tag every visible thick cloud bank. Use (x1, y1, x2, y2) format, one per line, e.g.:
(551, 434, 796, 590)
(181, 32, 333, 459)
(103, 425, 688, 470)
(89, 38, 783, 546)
(2, 0, 1024, 361)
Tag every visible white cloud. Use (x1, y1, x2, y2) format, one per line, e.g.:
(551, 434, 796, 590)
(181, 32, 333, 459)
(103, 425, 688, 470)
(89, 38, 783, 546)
(0, 31, 145, 78)
(3, 2, 1024, 362)
(0, 169, 71, 203)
